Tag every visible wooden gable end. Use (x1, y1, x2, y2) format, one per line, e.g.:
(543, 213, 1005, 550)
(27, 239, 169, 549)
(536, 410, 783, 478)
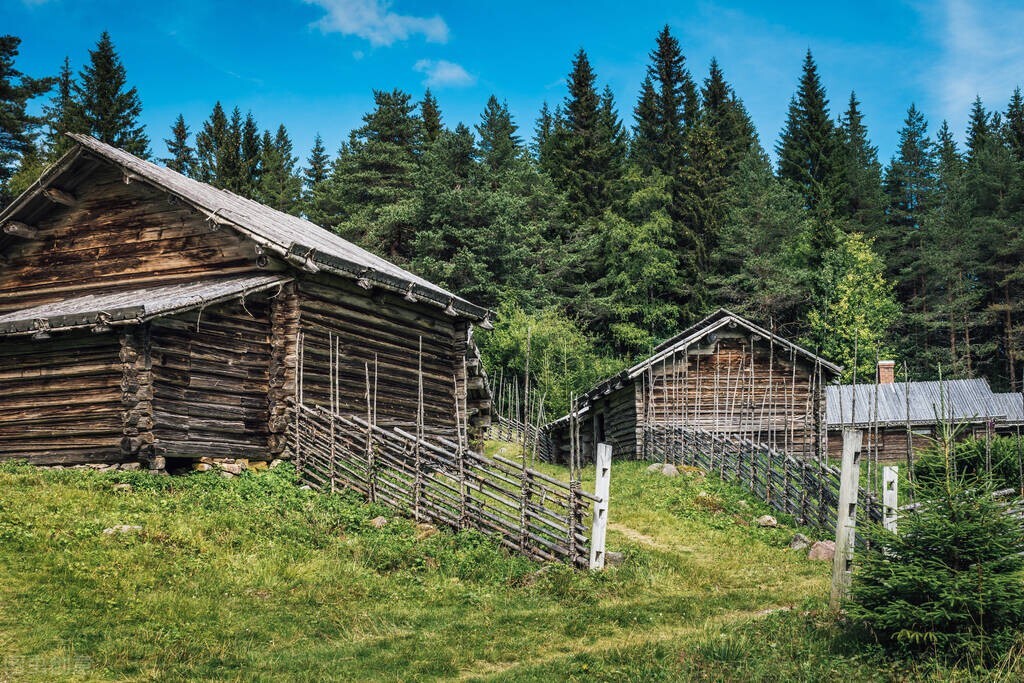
(0, 162, 265, 316)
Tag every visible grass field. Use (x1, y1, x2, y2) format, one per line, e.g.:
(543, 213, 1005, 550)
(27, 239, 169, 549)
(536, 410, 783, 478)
(0, 445, 1015, 681)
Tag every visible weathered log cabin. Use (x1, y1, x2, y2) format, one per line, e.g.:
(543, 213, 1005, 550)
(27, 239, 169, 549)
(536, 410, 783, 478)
(825, 372, 1003, 461)
(546, 308, 841, 463)
(0, 134, 492, 469)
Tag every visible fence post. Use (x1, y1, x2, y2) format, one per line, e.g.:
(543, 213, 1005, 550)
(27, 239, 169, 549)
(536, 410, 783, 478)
(590, 443, 613, 570)
(883, 465, 899, 533)
(831, 428, 864, 610)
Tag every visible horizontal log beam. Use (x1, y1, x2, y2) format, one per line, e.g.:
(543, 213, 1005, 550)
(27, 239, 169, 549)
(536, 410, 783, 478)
(2, 221, 38, 240)
(43, 187, 77, 207)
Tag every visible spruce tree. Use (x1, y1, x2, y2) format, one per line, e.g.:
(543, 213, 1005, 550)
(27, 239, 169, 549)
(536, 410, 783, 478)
(239, 111, 262, 195)
(41, 56, 80, 159)
(421, 88, 442, 145)
(302, 133, 330, 204)
(776, 50, 838, 216)
(74, 31, 148, 156)
(631, 76, 659, 172)
(321, 89, 422, 258)
(162, 114, 195, 176)
(194, 101, 229, 185)
(476, 95, 522, 173)
(1003, 87, 1024, 162)
(258, 124, 302, 214)
(835, 92, 887, 232)
(700, 58, 756, 176)
(0, 35, 54, 201)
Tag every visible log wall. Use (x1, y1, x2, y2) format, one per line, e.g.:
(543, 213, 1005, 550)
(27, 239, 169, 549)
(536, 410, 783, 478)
(149, 296, 273, 459)
(297, 277, 462, 441)
(0, 164, 261, 316)
(0, 331, 125, 463)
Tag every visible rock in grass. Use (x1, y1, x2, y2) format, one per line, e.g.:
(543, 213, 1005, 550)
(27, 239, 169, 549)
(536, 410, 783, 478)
(756, 515, 778, 528)
(789, 533, 810, 551)
(119, 462, 141, 471)
(808, 540, 835, 561)
(112, 483, 132, 493)
(103, 524, 142, 535)
(415, 523, 438, 540)
(646, 463, 663, 473)
(660, 464, 679, 477)
(370, 516, 388, 528)
(218, 462, 245, 476)
(604, 551, 625, 567)
(269, 459, 285, 469)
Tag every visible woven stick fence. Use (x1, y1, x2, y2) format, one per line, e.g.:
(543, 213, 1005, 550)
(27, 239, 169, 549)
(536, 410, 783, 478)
(646, 424, 884, 533)
(487, 414, 556, 462)
(290, 400, 596, 567)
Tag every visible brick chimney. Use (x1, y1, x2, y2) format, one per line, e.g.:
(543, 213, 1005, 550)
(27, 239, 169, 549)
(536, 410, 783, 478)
(877, 360, 896, 384)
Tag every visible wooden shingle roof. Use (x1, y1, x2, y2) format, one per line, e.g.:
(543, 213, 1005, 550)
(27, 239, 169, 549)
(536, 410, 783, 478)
(0, 134, 489, 322)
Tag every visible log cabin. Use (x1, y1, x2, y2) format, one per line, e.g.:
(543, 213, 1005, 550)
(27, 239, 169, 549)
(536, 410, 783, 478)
(0, 134, 492, 470)
(825, 370, 1004, 461)
(545, 308, 841, 463)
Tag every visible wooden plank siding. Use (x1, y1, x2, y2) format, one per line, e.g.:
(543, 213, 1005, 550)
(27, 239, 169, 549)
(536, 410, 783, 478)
(0, 164, 263, 317)
(296, 277, 464, 442)
(0, 331, 125, 464)
(149, 297, 273, 459)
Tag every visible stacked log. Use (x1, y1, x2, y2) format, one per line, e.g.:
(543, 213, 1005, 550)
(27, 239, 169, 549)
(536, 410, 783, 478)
(119, 329, 155, 466)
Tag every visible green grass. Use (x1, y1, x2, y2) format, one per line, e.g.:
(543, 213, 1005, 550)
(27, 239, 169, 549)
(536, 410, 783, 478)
(0, 450, 1015, 681)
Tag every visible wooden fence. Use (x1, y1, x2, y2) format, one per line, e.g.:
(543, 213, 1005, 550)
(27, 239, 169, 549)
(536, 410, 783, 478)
(290, 400, 597, 567)
(646, 425, 884, 533)
(487, 414, 556, 463)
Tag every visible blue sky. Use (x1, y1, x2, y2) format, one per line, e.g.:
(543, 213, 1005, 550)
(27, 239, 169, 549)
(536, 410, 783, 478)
(7, 0, 1024, 165)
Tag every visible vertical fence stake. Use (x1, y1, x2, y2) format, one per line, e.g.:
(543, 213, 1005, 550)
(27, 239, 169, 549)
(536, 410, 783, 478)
(589, 443, 613, 570)
(883, 465, 899, 533)
(831, 428, 864, 610)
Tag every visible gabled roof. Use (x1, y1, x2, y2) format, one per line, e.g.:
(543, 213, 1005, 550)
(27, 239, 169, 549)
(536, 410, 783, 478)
(825, 378, 1001, 428)
(0, 274, 290, 336)
(0, 134, 489, 322)
(579, 307, 841, 406)
(991, 392, 1024, 426)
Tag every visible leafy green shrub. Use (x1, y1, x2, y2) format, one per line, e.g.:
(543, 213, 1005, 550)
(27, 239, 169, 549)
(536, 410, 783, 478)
(848, 475, 1024, 664)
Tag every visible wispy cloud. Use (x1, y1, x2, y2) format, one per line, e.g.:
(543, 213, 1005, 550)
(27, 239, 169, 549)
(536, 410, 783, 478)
(413, 59, 476, 88)
(932, 0, 1024, 129)
(304, 0, 448, 47)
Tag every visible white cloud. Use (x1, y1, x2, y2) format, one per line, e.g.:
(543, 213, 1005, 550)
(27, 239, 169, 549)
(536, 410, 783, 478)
(413, 59, 476, 88)
(305, 0, 448, 47)
(932, 0, 1024, 130)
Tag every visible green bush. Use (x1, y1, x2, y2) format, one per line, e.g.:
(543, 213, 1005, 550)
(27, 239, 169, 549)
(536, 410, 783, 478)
(848, 475, 1024, 665)
(916, 435, 1024, 493)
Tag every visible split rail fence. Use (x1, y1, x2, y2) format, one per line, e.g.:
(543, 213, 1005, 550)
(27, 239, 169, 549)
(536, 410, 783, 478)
(289, 400, 597, 567)
(487, 414, 555, 462)
(646, 425, 884, 533)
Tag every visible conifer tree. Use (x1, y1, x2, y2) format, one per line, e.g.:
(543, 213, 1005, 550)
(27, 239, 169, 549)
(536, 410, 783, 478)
(1003, 87, 1024, 162)
(476, 95, 522, 173)
(835, 92, 887, 232)
(74, 31, 148, 156)
(258, 124, 302, 214)
(0, 35, 54, 200)
(321, 89, 422, 258)
(162, 114, 195, 176)
(302, 132, 330, 204)
(239, 111, 262, 195)
(41, 56, 80, 159)
(631, 76, 659, 172)
(421, 88, 442, 145)
(776, 50, 838, 216)
(700, 58, 756, 176)
(194, 101, 229, 185)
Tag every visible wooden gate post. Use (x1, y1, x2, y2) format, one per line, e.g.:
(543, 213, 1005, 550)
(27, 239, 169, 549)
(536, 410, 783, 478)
(589, 443, 612, 570)
(831, 428, 864, 610)
(883, 465, 899, 533)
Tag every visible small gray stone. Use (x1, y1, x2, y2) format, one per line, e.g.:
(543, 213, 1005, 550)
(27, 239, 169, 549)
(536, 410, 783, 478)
(299, 484, 312, 490)
(218, 462, 245, 476)
(148, 456, 166, 471)
(660, 463, 679, 477)
(808, 540, 836, 561)
(370, 516, 388, 528)
(112, 483, 133, 493)
(269, 459, 285, 469)
(604, 551, 625, 567)
(789, 533, 810, 551)
(756, 514, 778, 528)
(646, 463, 663, 473)
(119, 462, 141, 471)
(103, 524, 142, 535)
